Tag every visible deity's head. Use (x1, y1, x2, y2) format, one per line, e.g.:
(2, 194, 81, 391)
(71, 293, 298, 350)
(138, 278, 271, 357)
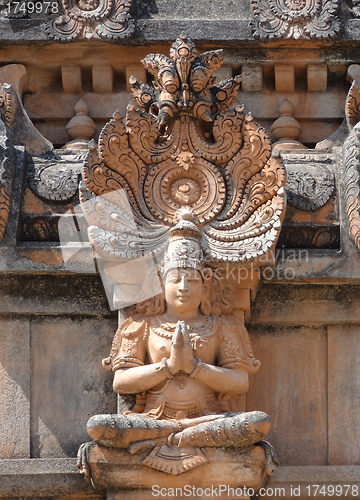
(161, 209, 205, 317)
(164, 267, 203, 316)
(136, 209, 218, 316)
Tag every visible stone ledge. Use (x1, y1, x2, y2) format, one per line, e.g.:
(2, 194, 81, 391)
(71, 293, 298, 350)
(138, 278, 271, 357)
(251, 284, 360, 325)
(0, 461, 359, 499)
(268, 466, 360, 500)
(0, 245, 94, 272)
(0, 273, 112, 316)
(0, 458, 97, 498)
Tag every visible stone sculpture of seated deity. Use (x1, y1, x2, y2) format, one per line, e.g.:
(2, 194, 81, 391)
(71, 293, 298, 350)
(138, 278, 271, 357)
(85, 219, 272, 472)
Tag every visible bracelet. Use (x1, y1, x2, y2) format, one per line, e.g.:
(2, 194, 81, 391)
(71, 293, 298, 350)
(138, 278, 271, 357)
(156, 358, 174, 379)
(189, 357, 204, 378)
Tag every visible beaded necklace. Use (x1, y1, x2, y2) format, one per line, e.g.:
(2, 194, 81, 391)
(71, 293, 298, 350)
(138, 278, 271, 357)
(150, 315, 218, 349)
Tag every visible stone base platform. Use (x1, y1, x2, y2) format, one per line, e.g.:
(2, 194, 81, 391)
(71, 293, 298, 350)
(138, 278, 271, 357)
(79, 443, 269, 497)
(0, 459, 360, 499)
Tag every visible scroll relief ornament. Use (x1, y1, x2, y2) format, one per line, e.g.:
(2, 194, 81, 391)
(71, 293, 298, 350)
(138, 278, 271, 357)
(80, 35, 286, 266)
(343, 66, 360, 251)
(282, 152, 335, 211)
(45, 0, 134, 41)
(0, 82, 46, 244)
(250, 0, 340, 40)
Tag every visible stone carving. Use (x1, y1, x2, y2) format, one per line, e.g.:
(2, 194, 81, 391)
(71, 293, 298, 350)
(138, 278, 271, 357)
(78, 217, 278, 482)
(285, 163, 334, 210)
(21, 215, 61, 242)
(27, 152, 86, 202)
(271, 100, 306, 151)
(344, 123, 360, 249)
(277, 224, 340, 249)
(0, 84, 53, 156)
(64, 99, 97, 150)
(345, 65, 360, 131)
(0, 81, 53, 244)
(251, 0, 340, 40)
(45, 0, 134, 40)
(20, 213, 89, 242)
(0, 65, 28, 99)
(281, 152, 335, 210)
(77, 36, 284, 490)
(349, 0, 360, 17)
(82, 232, 275, 473)
(0, 120, 16, 244)
(80, 35, 286, 265)
(343, 65, 360, 250)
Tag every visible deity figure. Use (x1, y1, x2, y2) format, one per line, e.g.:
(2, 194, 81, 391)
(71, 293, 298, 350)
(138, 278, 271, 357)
(78, 36, 285, 478)
(85, 215, 272, 470)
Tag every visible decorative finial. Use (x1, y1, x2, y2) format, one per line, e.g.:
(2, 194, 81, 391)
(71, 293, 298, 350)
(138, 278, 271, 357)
(63, 98, 97, 150)
(271, 99, 307, 151)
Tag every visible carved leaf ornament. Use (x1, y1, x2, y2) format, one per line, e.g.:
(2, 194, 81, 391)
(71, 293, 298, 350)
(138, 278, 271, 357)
(0, 87, 17, 244)
(46, 0, 134, 40)
(251, 0, 339, 40)
(344, 124, 360, 250)
(344, 70, 360, 251)
(80, 36, 286, 265)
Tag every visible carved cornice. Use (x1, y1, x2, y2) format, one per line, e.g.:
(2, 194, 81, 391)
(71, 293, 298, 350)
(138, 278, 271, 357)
(45, 0, 134, 41)
(80, 36, 286, 265)
(250, 0, 340, 40)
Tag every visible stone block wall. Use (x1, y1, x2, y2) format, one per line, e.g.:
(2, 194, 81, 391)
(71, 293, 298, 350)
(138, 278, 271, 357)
(0, 275, 117, 462)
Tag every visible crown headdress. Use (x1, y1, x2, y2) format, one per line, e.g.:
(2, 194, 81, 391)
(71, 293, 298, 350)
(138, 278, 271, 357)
(161, 209, 202, 275)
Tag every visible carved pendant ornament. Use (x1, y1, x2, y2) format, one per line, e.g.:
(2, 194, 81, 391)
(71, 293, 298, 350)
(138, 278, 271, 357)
(45, 0, 134, 40)
(80, 35, 286, 266)
(251, 0, 340, 40)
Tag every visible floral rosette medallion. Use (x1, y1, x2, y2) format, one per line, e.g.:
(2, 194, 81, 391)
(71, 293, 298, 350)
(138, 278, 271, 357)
(251, 0, 339, 39)
(46, 0, 134, 40)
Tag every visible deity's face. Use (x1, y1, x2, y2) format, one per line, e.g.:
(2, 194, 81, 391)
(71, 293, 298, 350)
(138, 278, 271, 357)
(164, 268, 203, 315)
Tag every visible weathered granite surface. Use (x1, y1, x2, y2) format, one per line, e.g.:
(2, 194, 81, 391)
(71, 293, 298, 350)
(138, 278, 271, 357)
(0, 0, 357, 43)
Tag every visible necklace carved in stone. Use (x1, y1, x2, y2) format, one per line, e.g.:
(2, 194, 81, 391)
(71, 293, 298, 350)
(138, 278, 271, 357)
(150, 315, 217, 349)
